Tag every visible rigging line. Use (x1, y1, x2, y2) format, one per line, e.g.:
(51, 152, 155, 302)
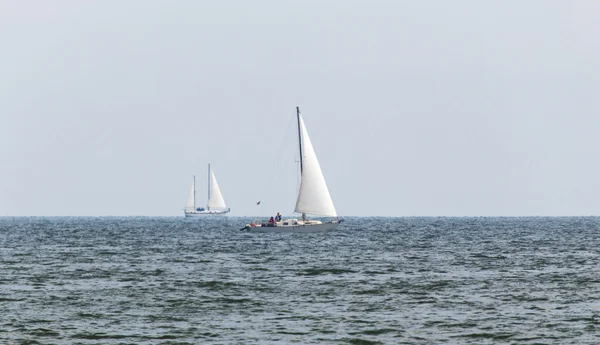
(257, 113, 296, 205)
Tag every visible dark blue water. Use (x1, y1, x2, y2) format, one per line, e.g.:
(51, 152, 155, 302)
(1, 217, 599, 344)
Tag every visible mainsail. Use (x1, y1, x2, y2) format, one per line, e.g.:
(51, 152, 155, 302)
(294, 113, 337, 217)
(185, 176, 195, 210)
(207, 169, 227, 210)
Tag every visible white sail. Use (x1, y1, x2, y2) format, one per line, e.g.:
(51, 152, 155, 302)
(207, 169, 227, 210)
(294, 114, 337, 217)
(185, 176, 195, 210)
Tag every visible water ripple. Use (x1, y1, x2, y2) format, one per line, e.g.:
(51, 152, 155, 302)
(1, 216, 599, 344)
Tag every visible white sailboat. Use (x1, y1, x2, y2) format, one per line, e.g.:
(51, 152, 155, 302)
(243, 107, 342, 232)
(184, 164, 230, 217)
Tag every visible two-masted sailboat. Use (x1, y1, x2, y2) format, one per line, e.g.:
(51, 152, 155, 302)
(243, 107, 342, 232)
(184, 164, 230, 217)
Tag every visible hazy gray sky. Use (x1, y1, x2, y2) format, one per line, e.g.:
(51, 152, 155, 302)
(1, 0, 599, 217)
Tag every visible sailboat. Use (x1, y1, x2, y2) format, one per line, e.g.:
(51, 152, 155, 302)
(243, 107, 342, 232)
(184, 164, 230, 217)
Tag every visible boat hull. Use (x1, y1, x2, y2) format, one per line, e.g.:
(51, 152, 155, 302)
(184, 210, 229, 217)
(244, 221, 340, 233)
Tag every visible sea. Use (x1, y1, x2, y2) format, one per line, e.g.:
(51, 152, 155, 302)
(0, 216, 599, 345)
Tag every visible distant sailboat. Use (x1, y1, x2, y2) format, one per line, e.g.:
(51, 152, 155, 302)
(243, 107, 342, 232)
(184, 164, 230, 217)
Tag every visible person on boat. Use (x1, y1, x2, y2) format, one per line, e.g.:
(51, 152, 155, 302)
(268, 217, 275, 227)
(275, 212, 281, 222)
(301, 213, 307, 221)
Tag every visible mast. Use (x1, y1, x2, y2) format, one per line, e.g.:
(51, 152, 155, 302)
(193, 175, 196, 210)
(296, 106, 303, 174)
(296, 106, 306, 220)
(207, 164, 211, 210)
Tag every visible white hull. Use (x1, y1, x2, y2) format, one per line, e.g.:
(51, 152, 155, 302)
(184, 210, 229, 217)
(244, 221, 340, 233)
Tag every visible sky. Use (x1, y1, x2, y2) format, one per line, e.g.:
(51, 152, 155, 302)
(1, 0, 599, 217)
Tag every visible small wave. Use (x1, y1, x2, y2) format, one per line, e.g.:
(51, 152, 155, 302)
(145, 315, 187, 322)
(277, 331, 310, 335)
(297, 268, 356, 276)
(71, 332, 137, 340)
(27, 328, 60, 337)
(343, 338, 383, 345)
(363, 270, 389, 275)
(77, 312, 105, 319)
(198, 332, 220, 338)
(454, 332, 515, 340)
(353, 329, 398, 336)
(140, 334, 180, 340)
(97, 251, 119, 255)
(193, 280, 237, 289)
(353, 289, 385, 295)
(212, 297, 255, 304)
(13, 340, 42, 345)
(23, 319, 53, 324)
